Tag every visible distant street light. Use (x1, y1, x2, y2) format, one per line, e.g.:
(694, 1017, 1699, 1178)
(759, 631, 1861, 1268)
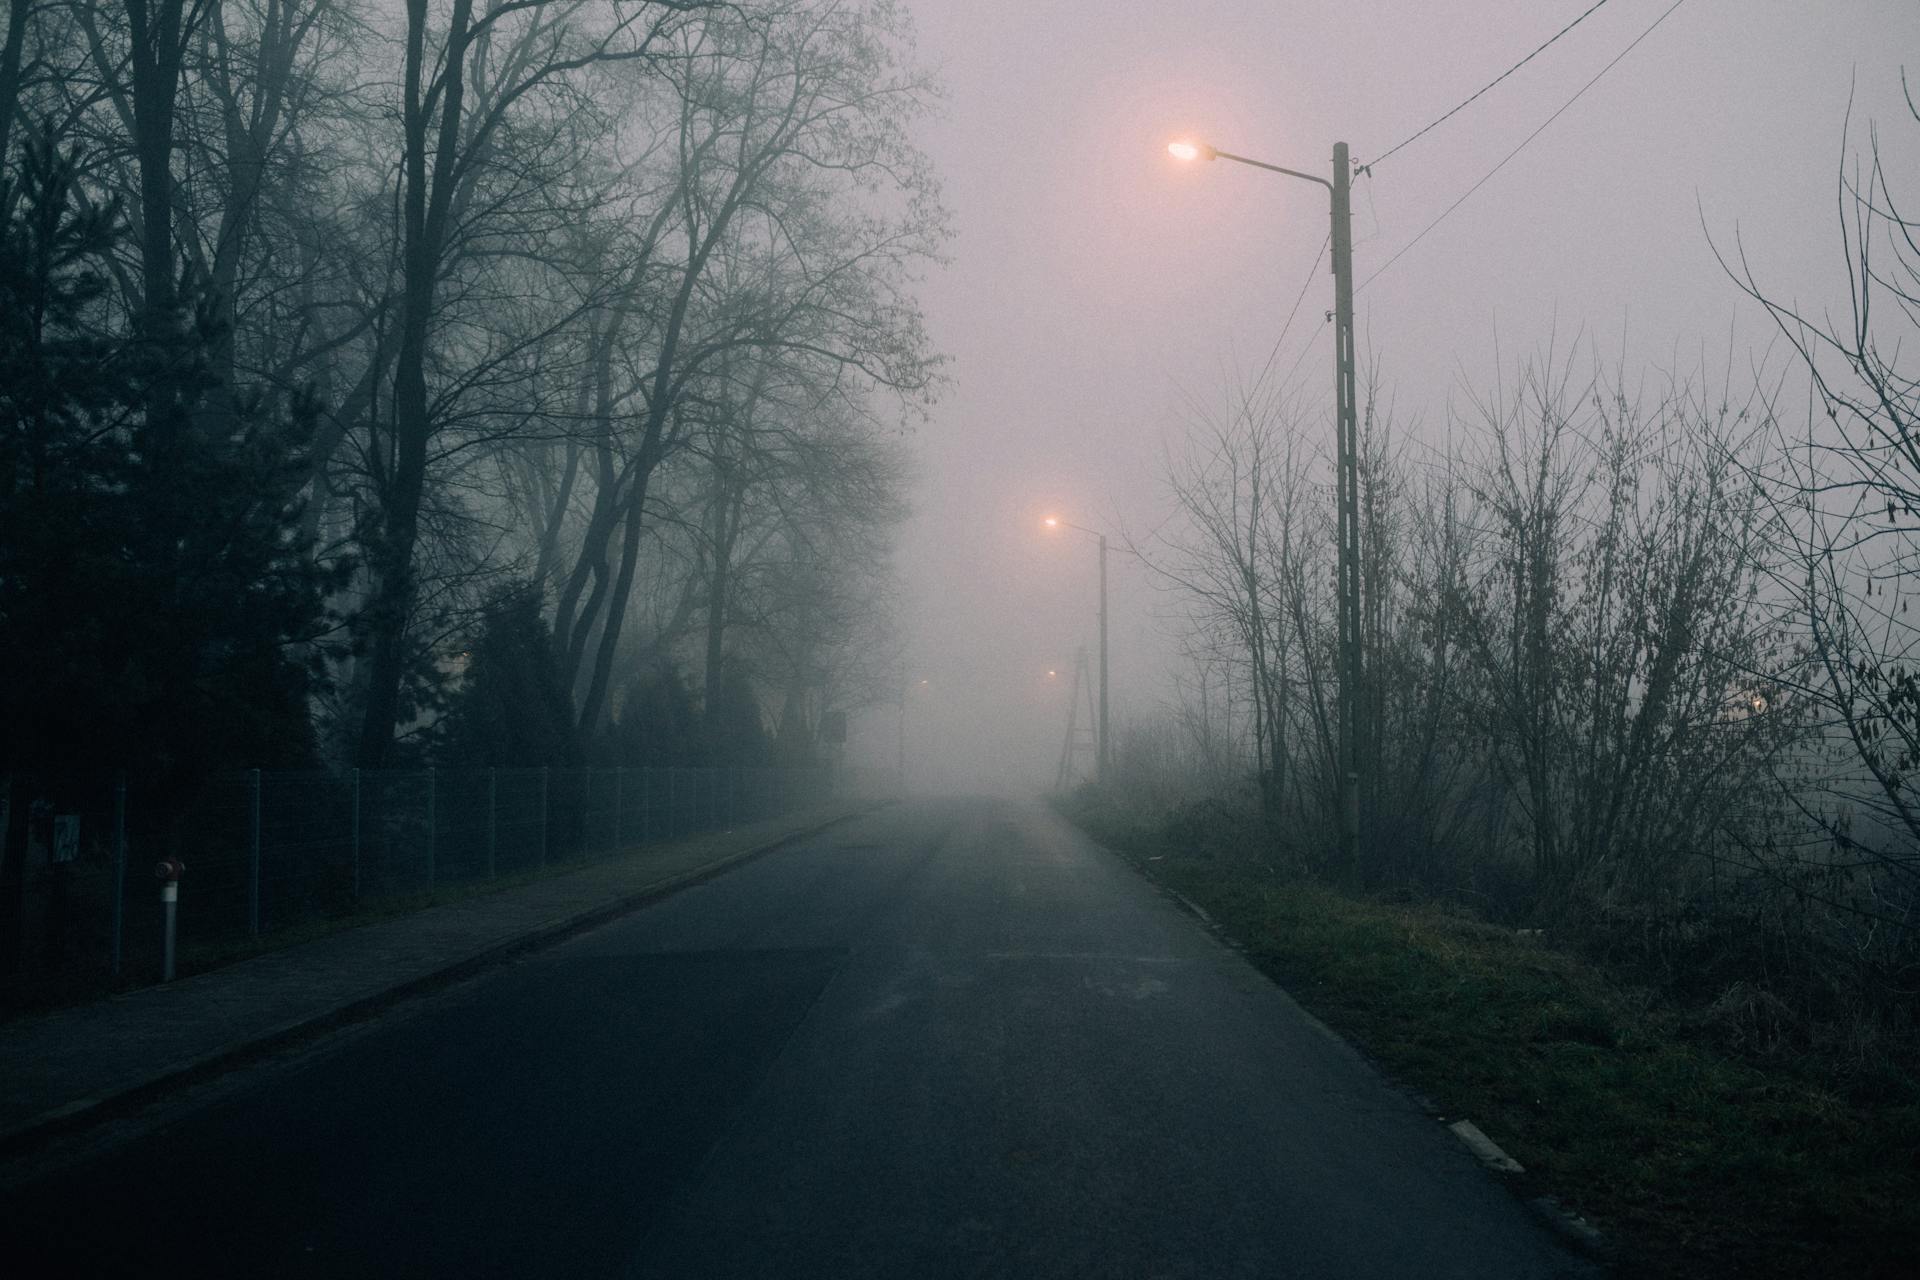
(1169, 134, 1364, 868)
(1042, 515, 1109, 780)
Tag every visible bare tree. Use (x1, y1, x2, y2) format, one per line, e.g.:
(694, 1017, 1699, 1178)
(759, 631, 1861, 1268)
(1725, 82, 1920, 913)
(1146, 372, 1330, 829)
(542, 0, 942, 735)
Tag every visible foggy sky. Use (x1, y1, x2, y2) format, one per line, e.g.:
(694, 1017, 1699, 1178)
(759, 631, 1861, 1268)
(855, 0, 1920, 793)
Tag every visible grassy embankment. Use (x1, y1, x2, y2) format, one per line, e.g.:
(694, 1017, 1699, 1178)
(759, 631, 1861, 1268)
(1057, 789, 1920, 1279)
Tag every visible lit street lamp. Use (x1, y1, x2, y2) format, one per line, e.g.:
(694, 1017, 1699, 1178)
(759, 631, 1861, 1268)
(1168, 134, 1363, 868)
(1043, 515, 1108, 781)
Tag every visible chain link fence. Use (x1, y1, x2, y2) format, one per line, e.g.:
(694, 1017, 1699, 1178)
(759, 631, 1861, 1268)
(2, 764, 874, 1006)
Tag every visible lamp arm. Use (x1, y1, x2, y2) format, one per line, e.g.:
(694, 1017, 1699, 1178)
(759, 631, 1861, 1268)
(1211, 148, 1334, 194)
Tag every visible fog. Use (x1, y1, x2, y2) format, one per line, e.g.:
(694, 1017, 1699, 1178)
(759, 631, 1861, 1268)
(857, 0, 1920, 793)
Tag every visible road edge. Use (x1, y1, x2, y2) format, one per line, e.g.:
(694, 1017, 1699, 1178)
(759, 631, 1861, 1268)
(0, 801, 889, 1161)
(1082, 819, 1615, 1268)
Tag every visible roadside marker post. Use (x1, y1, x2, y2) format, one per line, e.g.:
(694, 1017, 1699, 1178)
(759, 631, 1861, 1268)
(155, 857, 184, 982)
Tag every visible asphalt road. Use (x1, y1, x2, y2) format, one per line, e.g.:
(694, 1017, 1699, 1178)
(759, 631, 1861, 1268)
(1, 797, 1594, 1278)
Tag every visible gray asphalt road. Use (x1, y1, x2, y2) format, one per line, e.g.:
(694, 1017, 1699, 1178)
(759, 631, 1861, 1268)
(1, 797, 1593, 1278)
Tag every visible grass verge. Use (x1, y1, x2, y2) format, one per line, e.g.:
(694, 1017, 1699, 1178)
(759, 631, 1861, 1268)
(1058, 789, 1920, 1279)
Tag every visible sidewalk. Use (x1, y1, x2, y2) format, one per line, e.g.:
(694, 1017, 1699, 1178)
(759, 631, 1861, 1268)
(0, 798, 883, 1157)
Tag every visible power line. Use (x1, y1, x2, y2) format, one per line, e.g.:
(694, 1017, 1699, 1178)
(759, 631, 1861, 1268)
(1358, 0, 1690, 296)
(1251, 232, 1331, 398)
(1280, 309, 1332, 402)
(1363, 0, 1616, 175)
(1143, 237, 1332, 556)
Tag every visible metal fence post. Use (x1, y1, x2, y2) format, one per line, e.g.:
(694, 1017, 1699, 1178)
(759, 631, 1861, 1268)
(726, 767, 736, 829)
(247, 768, 262, 937)
(426, 766, 437, 890)
(614, 767, 624, 850)
(487, 768, 498, 879)
(540, 766, 550, 866)
(641, 767, 651, 844)
(351, 768, 362, 901)
(111, 771, 126, 980)
(668, 767, 678, 839)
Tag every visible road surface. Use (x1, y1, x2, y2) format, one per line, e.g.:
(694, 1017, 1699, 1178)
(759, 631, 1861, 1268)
(0, 797, 1592, 1278)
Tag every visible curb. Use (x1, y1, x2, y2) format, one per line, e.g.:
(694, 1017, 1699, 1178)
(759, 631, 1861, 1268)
(1102, 841, 1612, 1266)
(1448, 1119, 1524, 1174)
(0, 801, 887, 1161)
(1445, 1119, 1607, 1259)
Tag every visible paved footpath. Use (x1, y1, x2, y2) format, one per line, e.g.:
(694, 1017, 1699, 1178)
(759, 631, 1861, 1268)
(0, 799, 879, 1155)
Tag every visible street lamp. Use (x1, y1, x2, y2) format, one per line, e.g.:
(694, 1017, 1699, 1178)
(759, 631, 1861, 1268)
(1042, 515, 1108, 781)
(1169, 134, 1363, 869)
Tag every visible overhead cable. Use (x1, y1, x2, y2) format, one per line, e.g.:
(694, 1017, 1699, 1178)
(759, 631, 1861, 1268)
(1362, 0, 1616, 174)
(1358, 0, 1690, 295)
(1251, 232, 1332, 398)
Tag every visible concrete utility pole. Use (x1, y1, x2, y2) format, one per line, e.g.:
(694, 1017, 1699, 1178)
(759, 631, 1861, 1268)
(1097, 531, 1109, 780)
(1168, 137, 1365, 869)
(1330, 142, 1362, 871)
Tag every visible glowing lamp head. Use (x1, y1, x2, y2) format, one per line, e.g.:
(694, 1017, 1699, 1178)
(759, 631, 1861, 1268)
(1167, 140, 1214, 163)
(1043, 516, 1059, 528)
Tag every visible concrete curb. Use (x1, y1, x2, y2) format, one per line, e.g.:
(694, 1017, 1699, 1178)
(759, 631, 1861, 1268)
(1449, 1119, 1524, 1174)
(1446, 1119, 1607, 1259)
(0, 801, 887, 1161)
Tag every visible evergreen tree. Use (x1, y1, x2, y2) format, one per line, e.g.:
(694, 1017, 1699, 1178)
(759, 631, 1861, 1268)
(0, 126, 338, 781)
(607, 664, 699, 767)
(702, 661, 768, 765)
(434, 583, 576, 767)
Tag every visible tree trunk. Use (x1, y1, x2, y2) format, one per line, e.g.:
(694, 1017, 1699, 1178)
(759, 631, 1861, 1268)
(0, 0, 32, 172)
(125, 0, 187, 342)
(354, 0, 472, 766)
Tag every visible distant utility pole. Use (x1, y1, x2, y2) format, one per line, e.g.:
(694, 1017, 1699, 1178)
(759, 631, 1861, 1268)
(1097, 531, 1109, 780)
(1055, 645, 1098, 790)
(1042, 517, 1112, 783)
